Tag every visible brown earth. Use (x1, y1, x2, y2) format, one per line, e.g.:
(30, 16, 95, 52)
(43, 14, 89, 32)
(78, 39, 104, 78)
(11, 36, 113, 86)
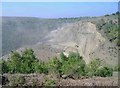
(1, 74, 119, 87)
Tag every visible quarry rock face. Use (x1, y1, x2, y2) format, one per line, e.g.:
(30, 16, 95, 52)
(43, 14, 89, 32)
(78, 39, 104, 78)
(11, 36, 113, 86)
(45, 21, 117, 65)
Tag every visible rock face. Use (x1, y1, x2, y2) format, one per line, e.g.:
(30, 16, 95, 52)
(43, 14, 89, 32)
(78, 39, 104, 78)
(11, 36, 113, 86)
(45, 21, 117, 66)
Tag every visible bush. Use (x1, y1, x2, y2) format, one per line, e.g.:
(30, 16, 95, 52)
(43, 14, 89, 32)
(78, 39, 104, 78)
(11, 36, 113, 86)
(95, 67, 113, 77)
(105, 14, 109, 16)
(114, 65, 120, 71)
(86, 58, 113, 77)
(33, 60, 48, 74)
(2, 48, 47, 74)
(1, 49, 114, 79)
(60, 52, 67, 61)
(1, 60, 9, 73)
(20, 48, 37, 73)
(86, 58, 101, 76)
(59, 52, 86, 79)
(7, 51, 21, 73)
(47, 57, 62, 77)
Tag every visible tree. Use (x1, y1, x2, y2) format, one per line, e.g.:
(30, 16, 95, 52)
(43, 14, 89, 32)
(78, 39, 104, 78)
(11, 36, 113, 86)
(7, 51, 21, 73)
(4, 48, 39, 73)
(32, 60, 48, 74)
(116, 11, 119, 14)
(21, 48, 37, 62)
(47, 57, 61, 76)
(1, 48, 114, 78)
(20, 48, 37, 73)
(1, 60, 9, 73)
(60, 52, 86, 79)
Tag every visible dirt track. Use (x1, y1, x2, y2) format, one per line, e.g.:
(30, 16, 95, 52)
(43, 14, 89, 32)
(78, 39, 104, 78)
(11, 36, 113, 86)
(1, 74, 119, 87)
(57, 77, 118, 86)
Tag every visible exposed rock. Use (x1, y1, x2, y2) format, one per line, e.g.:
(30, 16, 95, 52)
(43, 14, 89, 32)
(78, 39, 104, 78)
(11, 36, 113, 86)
(45, 22, 106, 64)
(43, 21, 118, 66)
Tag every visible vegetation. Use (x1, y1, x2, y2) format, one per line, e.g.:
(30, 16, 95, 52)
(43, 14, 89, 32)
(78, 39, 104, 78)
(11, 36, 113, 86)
(32, 60, 48, 74)
(86, 59, 101, 77)
(1, 12, 119, 86)
(104, 21, 118, 44)
(95, 12, 119, 46)
(95, 67, 113, 77)
(59, 52, 86, 79)
(1, 49, 48, 74)
(114, 65, 120, 71)
(1, 48, 113, 78)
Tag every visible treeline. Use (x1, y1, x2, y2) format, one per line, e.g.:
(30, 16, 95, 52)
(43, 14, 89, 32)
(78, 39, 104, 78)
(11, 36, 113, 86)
(104, 11, 119, 16)
(1, 49, 119, 79)
(95, 13, 118, 46)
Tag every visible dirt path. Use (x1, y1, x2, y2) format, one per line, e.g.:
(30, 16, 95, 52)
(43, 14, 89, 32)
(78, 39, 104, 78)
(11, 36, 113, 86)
(1, 74, 119, 86)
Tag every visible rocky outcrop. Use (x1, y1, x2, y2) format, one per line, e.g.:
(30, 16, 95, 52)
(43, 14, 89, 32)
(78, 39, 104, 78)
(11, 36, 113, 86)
(45, 21, 118, 66)
(45, 22, 106, 64)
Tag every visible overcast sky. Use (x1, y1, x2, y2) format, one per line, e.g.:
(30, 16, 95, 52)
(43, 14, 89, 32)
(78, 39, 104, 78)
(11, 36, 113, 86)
(2, 2, 118, 18)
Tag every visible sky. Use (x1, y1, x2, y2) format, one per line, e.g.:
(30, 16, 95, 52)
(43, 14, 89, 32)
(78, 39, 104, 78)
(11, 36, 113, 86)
(1, 2, 118, 18)
(1, 0, 120, 2)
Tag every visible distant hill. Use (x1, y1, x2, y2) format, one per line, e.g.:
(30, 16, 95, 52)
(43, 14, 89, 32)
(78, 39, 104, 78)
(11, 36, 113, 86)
(2, 17, 83, 55)
(2, 13, 119, 67)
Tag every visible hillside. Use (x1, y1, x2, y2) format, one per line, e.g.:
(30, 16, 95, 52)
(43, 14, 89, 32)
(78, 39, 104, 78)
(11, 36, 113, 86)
(43, 21, 118, 66)
(1, 13, 119, 87)
(2, 13, 119, 67)
(34, 14, 118, 66)
(2, 17, 82, 55)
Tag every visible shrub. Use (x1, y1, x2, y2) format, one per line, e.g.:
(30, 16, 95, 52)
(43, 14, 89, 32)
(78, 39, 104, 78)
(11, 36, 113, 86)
(2, 48, 48, 74)
(1, 60, 9, 73)
(2, 49, 114, 79)
(7, 51, 21, 73)
(60, 52, 86, 79)
(86, 58, 101, 76)
(20, 48, 37, 73)
(60, 52, 67, 61)
(116, 11, 119, 14)
(86, 59, 113, 77)
(33, 60, 48, 74)
(95, 67, 113, 77)
(105, 14, 109, 16)
(114, 65, 120, 71)
(47, 57, 61, 76)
